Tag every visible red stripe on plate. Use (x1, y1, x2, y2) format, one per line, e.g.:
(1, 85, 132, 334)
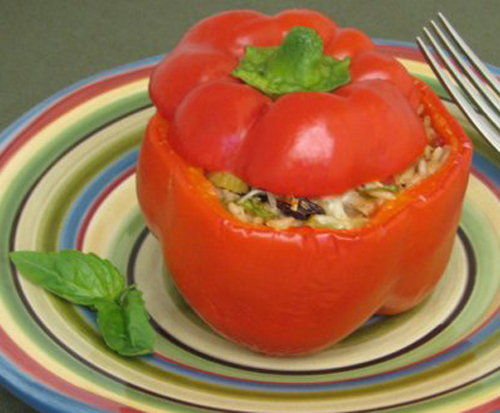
(313, 167, 500, 386)
(463, 397, 500, 413)
(0, 324, 147, 412)
(0, 66, 153, 174)
(76, 166, 136, 250)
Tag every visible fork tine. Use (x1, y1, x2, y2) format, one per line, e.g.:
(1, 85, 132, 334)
(430, 20, 500, 114)
(423, 24, 500, 127)
(438, 12, 500, 96)
(416, 36, 500, 153)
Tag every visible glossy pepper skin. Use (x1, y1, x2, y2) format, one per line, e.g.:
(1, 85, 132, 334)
(138, 10, 472, 355)
(149, 10, 428, 197)
(137, 78, 472, 355)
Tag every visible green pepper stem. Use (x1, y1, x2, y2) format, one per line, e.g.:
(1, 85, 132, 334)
(232, 26, 350, 97)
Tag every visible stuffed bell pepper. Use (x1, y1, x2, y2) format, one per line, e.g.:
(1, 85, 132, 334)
(136, 10, 472, 355)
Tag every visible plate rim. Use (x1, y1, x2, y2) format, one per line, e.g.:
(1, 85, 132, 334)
(1, 39, 500, 413)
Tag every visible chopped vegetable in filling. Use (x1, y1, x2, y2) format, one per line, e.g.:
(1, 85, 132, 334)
(208, 113, 450, 230)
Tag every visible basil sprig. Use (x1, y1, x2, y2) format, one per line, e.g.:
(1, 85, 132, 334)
(9, 250, 155, 357)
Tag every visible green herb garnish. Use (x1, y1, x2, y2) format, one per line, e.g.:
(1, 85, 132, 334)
(241, 198, 276, 219)
(358, 184, 400, 198)
(96, 287, 155, 356)
(9, 250, 155, 357)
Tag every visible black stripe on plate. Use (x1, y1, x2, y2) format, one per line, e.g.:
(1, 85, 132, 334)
(8, 95, 492, 413)
(128, 226, 477, 377)
(8, 105, 258, 413)
(128, 225, 498, 413)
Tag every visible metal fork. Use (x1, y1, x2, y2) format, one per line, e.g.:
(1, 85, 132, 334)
(416, 12, 500, 153)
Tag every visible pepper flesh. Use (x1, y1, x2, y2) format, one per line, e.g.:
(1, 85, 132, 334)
(136, 79, 472, 355)
(149, 10, 427, 197)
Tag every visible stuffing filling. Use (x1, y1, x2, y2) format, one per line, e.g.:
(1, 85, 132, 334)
(208, 111, 450, 230)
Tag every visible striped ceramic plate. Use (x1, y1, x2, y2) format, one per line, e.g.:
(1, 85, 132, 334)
(2, 41, 500, 413)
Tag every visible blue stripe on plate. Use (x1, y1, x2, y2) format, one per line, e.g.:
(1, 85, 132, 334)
(123, 153, 500, 392)
(0, 55, 162, 152)
(2, 45, 500, 411)
(58, 150, 138, 250)
(373, 38, 500, 75)
(0, 352, 109, 413)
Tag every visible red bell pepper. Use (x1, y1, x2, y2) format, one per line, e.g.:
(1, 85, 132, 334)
(137, 10, 472, 355)
(149, 9, 427, 196)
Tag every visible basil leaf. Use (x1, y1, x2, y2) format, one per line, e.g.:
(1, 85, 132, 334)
(96, 288, 155, 356)
(9, 250, 125, 306)
(10, 250, 154, 357)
